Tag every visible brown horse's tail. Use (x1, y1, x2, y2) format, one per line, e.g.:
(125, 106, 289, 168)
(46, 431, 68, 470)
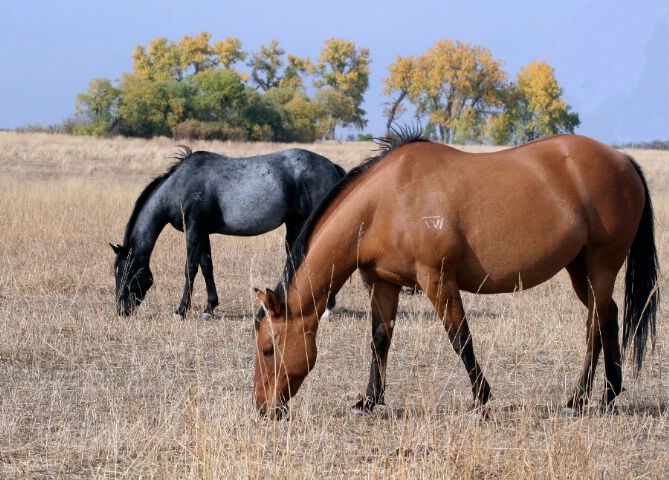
(623, 156, 659, 375)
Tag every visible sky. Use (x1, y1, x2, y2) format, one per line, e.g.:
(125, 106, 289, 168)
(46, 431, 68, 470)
(2, 0, 667, 144)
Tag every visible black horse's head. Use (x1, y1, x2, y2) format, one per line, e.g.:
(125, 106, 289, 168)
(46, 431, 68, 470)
(110, 243, 153, 316)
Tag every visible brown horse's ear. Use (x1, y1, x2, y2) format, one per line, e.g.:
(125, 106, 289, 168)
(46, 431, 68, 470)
(255, 288, 282, 318)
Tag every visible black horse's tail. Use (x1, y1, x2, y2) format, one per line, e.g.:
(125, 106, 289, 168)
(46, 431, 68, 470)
(623, 157, 659, 375)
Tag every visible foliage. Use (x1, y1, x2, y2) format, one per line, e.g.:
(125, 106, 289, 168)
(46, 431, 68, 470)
(613, 140, 669, 150)
(213, 37, 246, 70)
(172, 119, 245, 141)
(72, 33, 582, 145)
(75, 77, 120, 136)
(73, 33, 369, 142)
(383, 55, 415, 135)
(247, 40, 285, 92)
(191, 69, 247, 124)
(383, 42, 580, 145)
(313, 38, 371, 139)
(411, 40, 507, 143)
(503, 60, 580, 144)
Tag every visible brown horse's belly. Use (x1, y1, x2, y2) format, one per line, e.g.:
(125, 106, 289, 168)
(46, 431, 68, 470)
(456, 238, 583, 294)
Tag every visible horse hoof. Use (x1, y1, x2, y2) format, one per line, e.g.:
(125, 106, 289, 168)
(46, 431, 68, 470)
(173, 312, 185, 321)
(200, 312, 212, 321)
(349, 407, 371, 417)
(464, 411, 485, 423)
(560, 407, 577, 418)
(321, 308, 333, 320)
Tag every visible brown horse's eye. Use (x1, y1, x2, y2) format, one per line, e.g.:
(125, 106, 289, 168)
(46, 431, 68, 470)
(263, 346, 274, 357)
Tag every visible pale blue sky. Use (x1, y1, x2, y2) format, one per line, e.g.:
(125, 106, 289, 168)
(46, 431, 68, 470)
(2, 0, 667, 143)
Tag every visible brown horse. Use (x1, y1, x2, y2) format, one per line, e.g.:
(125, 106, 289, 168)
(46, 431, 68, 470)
(253, 129, 658, 419)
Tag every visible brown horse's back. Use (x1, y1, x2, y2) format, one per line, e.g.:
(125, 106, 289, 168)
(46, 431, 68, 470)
(351, 135, 644, 294)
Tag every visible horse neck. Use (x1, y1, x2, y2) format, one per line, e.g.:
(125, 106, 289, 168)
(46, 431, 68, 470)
(285, 211, 365, 333)
(125, 189, 168, 263)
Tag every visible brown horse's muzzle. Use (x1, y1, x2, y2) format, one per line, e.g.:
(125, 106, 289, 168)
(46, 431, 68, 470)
(256, 399, 289, 420)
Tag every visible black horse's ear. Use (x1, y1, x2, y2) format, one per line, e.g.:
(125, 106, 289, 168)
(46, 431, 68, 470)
(110, 243, 125, 255)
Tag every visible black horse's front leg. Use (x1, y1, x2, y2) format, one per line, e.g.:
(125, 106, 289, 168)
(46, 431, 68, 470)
(175, 228, 204, 319)
(198, 235, 219, 319)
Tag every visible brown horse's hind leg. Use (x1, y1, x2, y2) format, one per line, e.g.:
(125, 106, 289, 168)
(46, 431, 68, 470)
(566, 251, 589, 307)
(600, 301, 623, 408)
(354, 274, 401, 413)
(566, 254, 621, 412)
(421, 271, 491, 410)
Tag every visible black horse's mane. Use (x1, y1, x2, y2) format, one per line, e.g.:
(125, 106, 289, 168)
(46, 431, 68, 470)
(121, 145, 194, 249)
(268, 125, 428, 310)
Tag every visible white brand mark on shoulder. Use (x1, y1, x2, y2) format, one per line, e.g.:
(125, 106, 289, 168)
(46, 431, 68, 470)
(423, 216, 444, 230)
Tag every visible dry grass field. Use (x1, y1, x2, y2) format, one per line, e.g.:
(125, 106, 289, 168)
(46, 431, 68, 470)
(0, 131, 666, 479)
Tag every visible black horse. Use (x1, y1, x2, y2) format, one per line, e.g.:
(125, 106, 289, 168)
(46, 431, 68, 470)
(111, 147, 345, 319)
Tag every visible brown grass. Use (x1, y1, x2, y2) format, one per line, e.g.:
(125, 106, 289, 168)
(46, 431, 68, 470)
(0, 131, 666, 478)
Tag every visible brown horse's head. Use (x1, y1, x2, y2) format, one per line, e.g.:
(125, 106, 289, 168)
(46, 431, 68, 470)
(253, 288, 317, 419)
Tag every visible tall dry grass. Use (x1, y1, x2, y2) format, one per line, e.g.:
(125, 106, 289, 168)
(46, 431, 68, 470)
(0, 131, 666, 478)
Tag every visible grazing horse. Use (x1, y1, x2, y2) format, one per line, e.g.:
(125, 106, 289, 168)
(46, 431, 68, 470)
(111, 147, 345, 318)
(253, 129, 658, 419)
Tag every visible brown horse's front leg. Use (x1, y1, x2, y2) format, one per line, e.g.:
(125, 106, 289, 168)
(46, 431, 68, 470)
(425, 275, 490, 411)
(354, 277, 400, 413)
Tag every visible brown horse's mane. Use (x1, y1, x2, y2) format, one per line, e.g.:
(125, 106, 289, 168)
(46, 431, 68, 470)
(272, 125, 428, 306)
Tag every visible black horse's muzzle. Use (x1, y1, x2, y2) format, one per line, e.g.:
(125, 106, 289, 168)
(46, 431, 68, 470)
(116, 294, 140, 316)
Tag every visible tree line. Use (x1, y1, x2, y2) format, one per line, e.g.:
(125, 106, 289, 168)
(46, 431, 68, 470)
(73, 33, 579, 144)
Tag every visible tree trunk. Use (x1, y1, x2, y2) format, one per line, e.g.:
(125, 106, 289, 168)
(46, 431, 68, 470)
(384, 90, 407, 136)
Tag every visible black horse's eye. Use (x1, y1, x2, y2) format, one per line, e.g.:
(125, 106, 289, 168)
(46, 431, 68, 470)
(263, 346, 274, 357)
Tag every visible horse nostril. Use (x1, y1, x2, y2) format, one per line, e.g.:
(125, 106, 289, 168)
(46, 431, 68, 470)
(117, 301, 132, 317)
(266, 403, 289, 421)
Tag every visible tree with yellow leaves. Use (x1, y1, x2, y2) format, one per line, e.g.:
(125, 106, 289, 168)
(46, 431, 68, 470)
(384, 43, 579, 145)
(383, 55, 415, 135)
(506, 60, 580, 143)
(411, 40, 506, 143)
(179, 32, 216, 74)
(213, 37, 246, 70)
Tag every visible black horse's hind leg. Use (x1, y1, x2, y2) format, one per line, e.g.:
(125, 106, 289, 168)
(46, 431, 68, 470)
(175, 227, 205, 318)
(354, 274, 401, 413)
(199, 235, 219, 318)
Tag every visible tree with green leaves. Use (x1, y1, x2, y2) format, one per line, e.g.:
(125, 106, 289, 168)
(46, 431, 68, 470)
(75, 77, 120, 136)
(313, 38, 371, 139)
(73, 33, 372, 142)
(247, 40, 285, 91)
(191, 68, 246, 123)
